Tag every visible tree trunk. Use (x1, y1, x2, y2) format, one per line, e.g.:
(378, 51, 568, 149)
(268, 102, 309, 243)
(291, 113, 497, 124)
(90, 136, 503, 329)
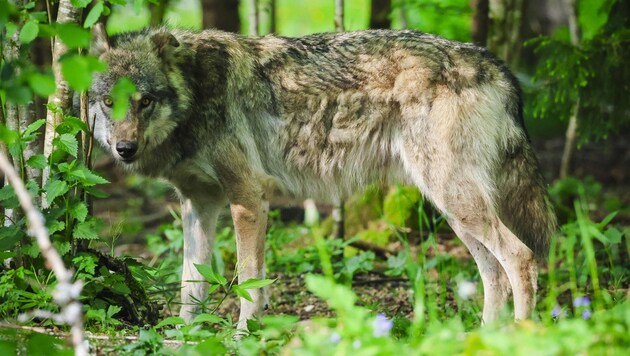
(149, 0, 168, 26)
(559, 0, 581, 179)
(260, 0, 276, 34)
(487, 0, 524, 68)
(42, 0, 82, 208)
(2, 22, 23, 227)
(370, 0, 391, 29)
(470, 0, 489, 46)
(249, 0, 259, 36)
(332, 0, 345, 238)
(335, 0, 345, 32)
(202, 0, 240, 32)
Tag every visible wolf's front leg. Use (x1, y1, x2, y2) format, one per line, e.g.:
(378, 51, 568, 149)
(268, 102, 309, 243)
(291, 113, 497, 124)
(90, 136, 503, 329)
(230, 192, 269, 332)
(179, 196, 225, 323)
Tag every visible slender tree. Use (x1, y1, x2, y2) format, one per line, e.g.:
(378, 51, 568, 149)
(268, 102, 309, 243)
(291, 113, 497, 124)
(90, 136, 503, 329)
(332, 0, 345, 238)
(487, 0, 524, 69)
(42, 0, 82, 208)
(471, 0, 489, 46)
(559, 0, 581, 178)
(249, 0, 259, 36)
(370, 0, 391, 29)
(335, 0, 344, 32)
(149, 0, 169, 27)
(202, 0, 241, 32)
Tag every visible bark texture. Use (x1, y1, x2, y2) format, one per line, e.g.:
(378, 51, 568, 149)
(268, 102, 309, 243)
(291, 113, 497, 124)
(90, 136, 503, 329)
(42, 0, 82, 207)
(202, 0, 241, 32)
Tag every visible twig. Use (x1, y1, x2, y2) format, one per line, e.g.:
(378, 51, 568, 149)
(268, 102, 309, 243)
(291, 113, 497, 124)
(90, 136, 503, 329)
(0, 151, 88, 356)
(348, 240, 394, 259)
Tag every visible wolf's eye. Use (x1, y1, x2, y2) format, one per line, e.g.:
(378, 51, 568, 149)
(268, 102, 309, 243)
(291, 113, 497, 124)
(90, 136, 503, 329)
(140, 97, 152, 108)
(103, 96, 113, 107)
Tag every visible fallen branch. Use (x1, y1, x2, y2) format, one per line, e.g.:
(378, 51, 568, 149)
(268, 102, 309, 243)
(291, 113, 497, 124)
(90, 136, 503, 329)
(348, 240, 394, 259)
(0, 151, 87, 355)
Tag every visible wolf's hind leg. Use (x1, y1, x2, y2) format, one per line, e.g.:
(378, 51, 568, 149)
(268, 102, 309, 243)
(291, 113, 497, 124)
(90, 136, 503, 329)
(179, 194, 226, 323)
(450, 225, 512, 323)
(449, 215, 537, 320)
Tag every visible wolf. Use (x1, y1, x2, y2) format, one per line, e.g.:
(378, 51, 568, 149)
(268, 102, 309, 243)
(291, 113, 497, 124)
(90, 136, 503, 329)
(89, 26, 556, 330)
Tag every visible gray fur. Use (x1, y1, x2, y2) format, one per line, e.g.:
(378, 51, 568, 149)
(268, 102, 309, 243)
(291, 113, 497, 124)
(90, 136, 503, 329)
(89, 28, 556, 327)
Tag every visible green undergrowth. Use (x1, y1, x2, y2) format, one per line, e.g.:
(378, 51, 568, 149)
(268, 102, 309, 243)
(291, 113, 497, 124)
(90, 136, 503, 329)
(1, 174, 628, 355)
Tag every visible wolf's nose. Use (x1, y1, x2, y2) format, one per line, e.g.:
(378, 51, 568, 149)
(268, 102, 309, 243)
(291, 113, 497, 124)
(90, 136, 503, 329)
(116, 141, 138, 159)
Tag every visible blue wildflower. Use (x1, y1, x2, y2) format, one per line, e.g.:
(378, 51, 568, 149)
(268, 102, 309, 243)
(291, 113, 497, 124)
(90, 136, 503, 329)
(372, 314, 393, 337)
(573, 296, 590, 308)
(353, 340, 361, 349)
(551, 305, 562, 319)
(330, 332, 341, 344)
(581, 309, 592, 320)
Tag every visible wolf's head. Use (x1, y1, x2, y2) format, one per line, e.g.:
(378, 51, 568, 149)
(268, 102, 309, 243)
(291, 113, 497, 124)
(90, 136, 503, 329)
(89, 25, 190, 169)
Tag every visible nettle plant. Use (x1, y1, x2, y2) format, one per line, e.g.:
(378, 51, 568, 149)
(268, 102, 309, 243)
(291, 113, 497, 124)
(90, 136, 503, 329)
(0, 106, 109, 317)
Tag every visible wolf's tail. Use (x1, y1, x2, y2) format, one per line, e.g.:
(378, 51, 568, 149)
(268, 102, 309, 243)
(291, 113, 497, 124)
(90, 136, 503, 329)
(497, 139, 557, 259)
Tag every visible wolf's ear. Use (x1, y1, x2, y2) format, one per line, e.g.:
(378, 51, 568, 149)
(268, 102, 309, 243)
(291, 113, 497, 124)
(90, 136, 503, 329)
(90, 23, 110, 56)
(151, 32, 180, 60)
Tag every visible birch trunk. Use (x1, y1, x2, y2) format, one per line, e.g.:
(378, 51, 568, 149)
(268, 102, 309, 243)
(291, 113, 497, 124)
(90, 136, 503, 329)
(488, 0, 524, 69)
(332, 0, 345, 238)
(335, 0, 345, 32)
(2, 23, 22, 226)
(249, 0, 259, 36)
(559, 0, 581, 179)
(42, 0, 82, 208)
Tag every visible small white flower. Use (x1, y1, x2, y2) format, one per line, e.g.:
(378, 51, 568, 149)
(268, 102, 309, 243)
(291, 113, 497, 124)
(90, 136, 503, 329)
(457, 280, 477, 300)
(330, 332, 341, 344)
(372, 314, 393, 337)
(353, 339, 361, 349)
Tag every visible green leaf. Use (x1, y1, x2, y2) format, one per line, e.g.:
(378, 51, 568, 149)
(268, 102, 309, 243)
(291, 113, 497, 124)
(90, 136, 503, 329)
(0, 226, 24, 251)
(231, 285, 253, 302)
(44, 180, 69, 203)
(69, 202, 88, 222)
(603, 227, 623, 244)
(69, 166, 109, 186)
(56, 116, 89, 135)
(0, 185, 16, 202)
(191, 313, 224, 325)
(26, 154, 47, 169)
(71, 0, 92, 8)
(107, 305, 122, 318)
(0, 125, 20, 145)
(73, 219, 99, 240)
(194, 337, 227, 355)
(155, 316, 186, 329)
(53, 133, 78, 157)
(60, 54, 107, 91)
(111, 77, 137, 120)
(53, 241, 72, 256)
(194, 263, 227, 286)
(237, 278, 276, 290)
(305, 274, 358, 314)
(23, 119, 46, 138)
(246, 319, 260, 332)
(57, 22, 90, 48)
(47, 220, 65, 234)
(19, 20, 39, 44)
(84, 1, 104, 28)
(111, 281, 130, 295)
(27, 72, 56, 97)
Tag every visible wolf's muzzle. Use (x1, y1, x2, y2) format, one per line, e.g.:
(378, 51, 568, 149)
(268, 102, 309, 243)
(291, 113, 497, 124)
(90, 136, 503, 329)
(116, 140, 138, 161)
